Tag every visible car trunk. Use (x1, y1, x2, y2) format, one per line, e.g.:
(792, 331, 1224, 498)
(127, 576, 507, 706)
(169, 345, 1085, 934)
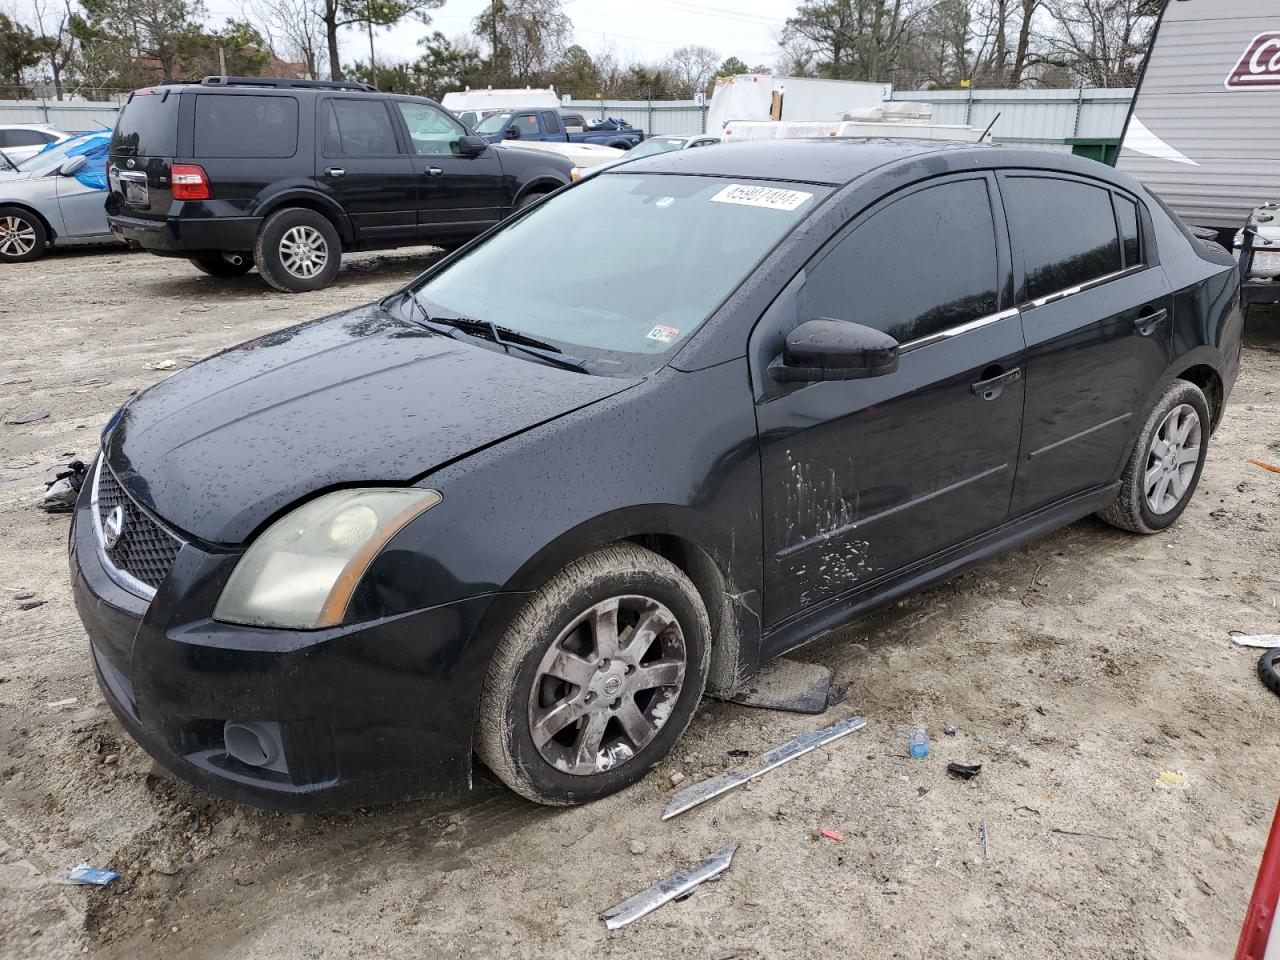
(108, 88, 181, 221)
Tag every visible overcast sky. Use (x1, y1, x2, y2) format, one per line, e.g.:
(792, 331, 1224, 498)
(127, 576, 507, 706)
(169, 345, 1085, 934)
(208, 0, 794, 71)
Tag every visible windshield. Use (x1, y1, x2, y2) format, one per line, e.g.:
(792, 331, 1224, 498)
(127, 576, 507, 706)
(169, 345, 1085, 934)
(411, 174, 825, 377)
(17, 135, 95, 175)
(474, 112, 512, 135)
(627, 137, 687, 159)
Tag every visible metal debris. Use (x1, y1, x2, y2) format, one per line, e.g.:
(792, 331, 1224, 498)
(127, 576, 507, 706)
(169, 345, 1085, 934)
(946, 762, 982, 780)
(1231, 633, 1280, 649)
(662, 715, 869, 820)
(601, 842, 737, 930)
(4, 410, 49, 425)
(980, 822, 989, 860)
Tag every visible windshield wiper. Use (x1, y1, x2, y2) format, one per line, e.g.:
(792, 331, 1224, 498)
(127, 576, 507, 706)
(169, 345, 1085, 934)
(400, 293, 591, 374)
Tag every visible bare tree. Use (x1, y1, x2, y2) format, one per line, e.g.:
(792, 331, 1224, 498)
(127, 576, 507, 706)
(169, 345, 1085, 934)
(474, 0, 571, 86)
(665, 44, 718, 97)
(29, 0, 76, 98)
(1039, 0, 1155, 86)
(243, 0, 326, 77)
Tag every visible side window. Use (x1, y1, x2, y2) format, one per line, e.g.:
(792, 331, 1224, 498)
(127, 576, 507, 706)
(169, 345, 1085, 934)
(562, 114, 586, 132)
(801, 179, 1000, 345)
(512, 114, 541, 137)
(395, 101, 465, 156)
(323, 99, 400, 156)
(1113, 194, 1143, 268)
(1004, 176, 1123, 301)
(4, 129, 49, 147)
(195, 95, 298, 158)
(540, 110, 561, 135)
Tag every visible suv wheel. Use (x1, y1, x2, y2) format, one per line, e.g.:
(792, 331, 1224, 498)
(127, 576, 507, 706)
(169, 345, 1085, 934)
(0, 207, 47, 263)
(189, 253, 253, 277)
(255, 208, 341, 293)
(1097, 379, 1211, 534)
(476, 543, 710, 806)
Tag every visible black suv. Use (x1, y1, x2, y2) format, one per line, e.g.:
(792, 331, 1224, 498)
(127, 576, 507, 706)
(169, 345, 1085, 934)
(105, 77, 576, 292)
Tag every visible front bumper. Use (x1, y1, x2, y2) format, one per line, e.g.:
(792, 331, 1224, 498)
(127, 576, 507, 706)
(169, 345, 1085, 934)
(107, 213, 260, 258)
(69, 478, 511, 811)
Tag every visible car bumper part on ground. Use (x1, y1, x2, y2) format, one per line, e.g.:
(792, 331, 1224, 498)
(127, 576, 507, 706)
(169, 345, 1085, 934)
(108, 213, 260, 257)
(68, 472, 495, 811)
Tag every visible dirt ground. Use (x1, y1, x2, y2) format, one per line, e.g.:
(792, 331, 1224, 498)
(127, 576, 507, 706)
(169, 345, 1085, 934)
(1, 244, 1279, 960)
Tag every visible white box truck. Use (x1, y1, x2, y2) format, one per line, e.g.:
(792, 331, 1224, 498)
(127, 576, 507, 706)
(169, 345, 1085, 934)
(706, 74, 891, 133)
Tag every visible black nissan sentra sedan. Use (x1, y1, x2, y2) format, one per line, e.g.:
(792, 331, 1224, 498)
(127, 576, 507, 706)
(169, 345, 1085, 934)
(71, 139, 1243, 810)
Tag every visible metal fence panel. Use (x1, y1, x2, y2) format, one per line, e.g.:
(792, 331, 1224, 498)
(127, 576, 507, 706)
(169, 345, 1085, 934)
(889, 88, 1134, 146)
(564, 100, 708, 136)
(0, 99, 123, 132)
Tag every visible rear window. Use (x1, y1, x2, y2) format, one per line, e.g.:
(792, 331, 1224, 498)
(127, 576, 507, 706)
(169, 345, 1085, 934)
(111, 90, 180, 157)
(1004, 176, 1123, 301)
(195, 95, 298, 158)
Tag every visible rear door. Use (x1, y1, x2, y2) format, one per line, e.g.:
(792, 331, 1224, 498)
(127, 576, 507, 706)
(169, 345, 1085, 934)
(1000, 172, 1173, 515)
(753, 174, 1025, 628)
(390, 99, 504, 240)
(107, 88, 182, 222)
(315, 96, 417, 244)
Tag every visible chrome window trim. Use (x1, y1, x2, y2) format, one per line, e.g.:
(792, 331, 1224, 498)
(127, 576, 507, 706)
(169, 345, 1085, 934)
(1022, 264, 1147, 310)
(898, 307, 1021, 354)
(89, 458, 185, 602)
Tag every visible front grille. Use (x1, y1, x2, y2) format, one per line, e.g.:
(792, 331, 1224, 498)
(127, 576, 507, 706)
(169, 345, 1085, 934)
(94, 461, 183, 595)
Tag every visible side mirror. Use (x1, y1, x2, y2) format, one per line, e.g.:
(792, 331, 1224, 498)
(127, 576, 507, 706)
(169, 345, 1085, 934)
(457, 135, 489, 157)
(59, 155, 88, 177)
(506, 125, 521, 138)
(769, 318, 900, 382)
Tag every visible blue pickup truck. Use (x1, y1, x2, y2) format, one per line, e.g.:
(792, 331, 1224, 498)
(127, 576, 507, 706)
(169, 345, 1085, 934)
(473, 109, 644, 151)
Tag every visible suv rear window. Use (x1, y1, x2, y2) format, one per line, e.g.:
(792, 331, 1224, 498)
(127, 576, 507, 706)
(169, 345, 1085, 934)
(111, 91, 180, 157)
(195, 95, 298, 158)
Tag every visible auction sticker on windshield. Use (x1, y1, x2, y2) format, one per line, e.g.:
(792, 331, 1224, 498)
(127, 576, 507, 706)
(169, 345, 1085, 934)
(710, 184, 813, 212)
(647, 324, 680, 344)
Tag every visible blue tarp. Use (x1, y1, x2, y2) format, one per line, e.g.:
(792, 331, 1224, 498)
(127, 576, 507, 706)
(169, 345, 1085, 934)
(34, 131, 111, 190)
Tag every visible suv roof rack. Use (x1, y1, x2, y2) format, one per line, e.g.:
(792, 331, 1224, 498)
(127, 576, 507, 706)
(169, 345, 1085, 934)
(198, 76, 379, 93)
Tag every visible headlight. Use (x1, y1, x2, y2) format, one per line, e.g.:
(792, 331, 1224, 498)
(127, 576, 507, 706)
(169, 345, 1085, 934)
(570, 166, 583, 182)
(213, 488, 441, 629)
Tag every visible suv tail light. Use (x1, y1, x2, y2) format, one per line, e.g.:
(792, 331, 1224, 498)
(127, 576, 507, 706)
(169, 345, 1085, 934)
(1236, 799, 1280, 960)
(172, 164, 211, 200)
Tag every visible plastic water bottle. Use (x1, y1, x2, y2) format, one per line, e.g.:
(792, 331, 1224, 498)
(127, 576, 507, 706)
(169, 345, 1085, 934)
(909, 729, 929, 759)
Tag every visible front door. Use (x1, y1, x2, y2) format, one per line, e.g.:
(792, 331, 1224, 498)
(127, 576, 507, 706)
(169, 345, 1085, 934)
(390, 99, 505, 241)
(999, 173, 1174, 515)
(56, 175, 110, 239)
(753, 174, 1026, 628)
(316, 96, 417, 245)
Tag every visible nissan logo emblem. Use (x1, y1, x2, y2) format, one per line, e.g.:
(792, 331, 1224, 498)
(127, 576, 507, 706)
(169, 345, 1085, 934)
(103, 505, 125, 550)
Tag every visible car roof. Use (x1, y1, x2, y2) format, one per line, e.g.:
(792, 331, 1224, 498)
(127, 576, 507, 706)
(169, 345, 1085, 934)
(611, 137, 990, 185)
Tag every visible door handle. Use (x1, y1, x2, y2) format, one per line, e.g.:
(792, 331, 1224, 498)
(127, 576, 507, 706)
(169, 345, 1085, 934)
(1134, 307, 1168, 337)
(426, 167, 443, 176)
(971, 366, 1022, 400)
(324, 166, 345, 178)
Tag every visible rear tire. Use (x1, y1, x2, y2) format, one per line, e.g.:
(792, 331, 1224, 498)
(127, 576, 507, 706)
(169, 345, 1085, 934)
(254, 208, 341, 293)
(189, 253, 253, 277)
(0, 206, 47, 263)
(476, 543, 710, 806)
(1097, 380, 1210, 534)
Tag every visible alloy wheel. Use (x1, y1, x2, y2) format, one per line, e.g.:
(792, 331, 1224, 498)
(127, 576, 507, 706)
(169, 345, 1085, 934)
(1144, 403, 1202, 515)
(279, 225, 328, 279)
(528, 595, 687, 776)
(0, 216, 36, 257)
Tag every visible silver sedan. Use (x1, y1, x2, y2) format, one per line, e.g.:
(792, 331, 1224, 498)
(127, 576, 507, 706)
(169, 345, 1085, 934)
(0, 134, 118, 263)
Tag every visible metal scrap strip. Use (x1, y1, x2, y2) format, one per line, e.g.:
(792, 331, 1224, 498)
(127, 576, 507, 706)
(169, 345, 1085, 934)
(601, 842, 738, 930)
(661, 715, 869, 820)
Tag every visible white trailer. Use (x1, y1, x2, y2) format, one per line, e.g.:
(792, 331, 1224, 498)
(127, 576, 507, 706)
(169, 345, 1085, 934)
(720, 102, 983, 144)
(1117, 0, 1280, 233)
(706, 74, 890, 133)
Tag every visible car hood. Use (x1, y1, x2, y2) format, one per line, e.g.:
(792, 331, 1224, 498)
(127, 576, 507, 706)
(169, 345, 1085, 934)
(103, 303, 638, 544)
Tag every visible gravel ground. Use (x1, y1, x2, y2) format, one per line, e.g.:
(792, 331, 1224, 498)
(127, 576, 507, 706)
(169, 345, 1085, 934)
(1, 245, 1279, 960)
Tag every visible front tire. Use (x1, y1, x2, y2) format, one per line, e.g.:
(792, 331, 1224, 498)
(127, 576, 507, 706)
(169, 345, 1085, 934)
(1097, 380, 1210, 534)
(189, 253, 253, 277)
(0, 207, 47, 263)
(254, 208, 341, 293)
(476, 543, 710, 806)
